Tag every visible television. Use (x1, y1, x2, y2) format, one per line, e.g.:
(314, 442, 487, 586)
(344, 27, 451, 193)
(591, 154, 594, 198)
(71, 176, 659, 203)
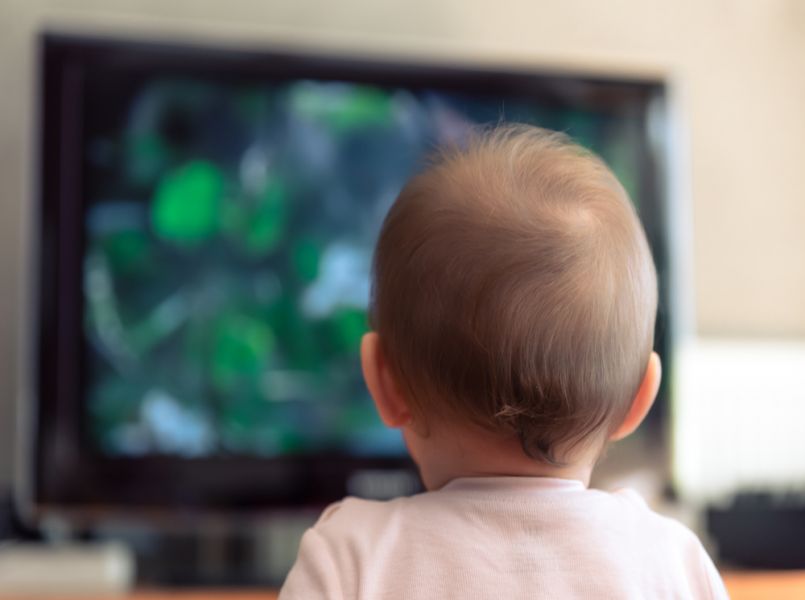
(27, 33, 670, 520)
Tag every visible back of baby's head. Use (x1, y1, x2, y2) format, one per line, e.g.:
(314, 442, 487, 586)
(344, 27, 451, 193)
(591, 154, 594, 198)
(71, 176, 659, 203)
(370, 124, 657, 465)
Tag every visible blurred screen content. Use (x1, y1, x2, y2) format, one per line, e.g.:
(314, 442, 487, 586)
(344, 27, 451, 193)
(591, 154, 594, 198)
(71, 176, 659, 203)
(82, 74, 643, 460)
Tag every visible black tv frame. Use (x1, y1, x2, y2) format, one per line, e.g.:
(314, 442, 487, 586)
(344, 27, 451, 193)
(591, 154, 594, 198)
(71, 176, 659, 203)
(28, 32, 670, 521)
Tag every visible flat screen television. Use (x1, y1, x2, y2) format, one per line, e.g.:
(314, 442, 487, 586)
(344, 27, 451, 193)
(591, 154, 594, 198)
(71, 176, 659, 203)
(28, 33, 669, 519)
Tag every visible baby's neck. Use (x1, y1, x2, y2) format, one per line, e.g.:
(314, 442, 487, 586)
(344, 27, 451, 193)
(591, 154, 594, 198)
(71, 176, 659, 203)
(403, 422, 598, 491)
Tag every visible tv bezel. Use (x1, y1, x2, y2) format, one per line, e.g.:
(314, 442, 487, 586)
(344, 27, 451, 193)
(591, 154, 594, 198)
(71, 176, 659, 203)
(27, 32, 670, 521)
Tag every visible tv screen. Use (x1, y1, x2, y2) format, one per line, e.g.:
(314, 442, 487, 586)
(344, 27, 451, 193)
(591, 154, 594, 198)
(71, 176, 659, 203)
(32, 34, 668, 513)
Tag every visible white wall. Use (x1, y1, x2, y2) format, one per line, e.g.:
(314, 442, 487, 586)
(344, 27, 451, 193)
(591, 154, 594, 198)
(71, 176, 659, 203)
(1, 0, 804, 488)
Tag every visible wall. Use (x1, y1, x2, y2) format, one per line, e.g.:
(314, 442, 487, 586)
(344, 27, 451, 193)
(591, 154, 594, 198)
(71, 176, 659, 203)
(1, 0, 804, 489)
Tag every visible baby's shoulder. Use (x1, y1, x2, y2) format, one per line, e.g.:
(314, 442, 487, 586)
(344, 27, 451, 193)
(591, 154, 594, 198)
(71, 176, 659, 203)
(312, 494, 413, 540)
(607, 488, 707, 550)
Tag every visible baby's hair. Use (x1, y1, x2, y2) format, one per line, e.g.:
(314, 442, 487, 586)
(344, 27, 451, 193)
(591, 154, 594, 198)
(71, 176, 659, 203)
(369, 124, 657, 465)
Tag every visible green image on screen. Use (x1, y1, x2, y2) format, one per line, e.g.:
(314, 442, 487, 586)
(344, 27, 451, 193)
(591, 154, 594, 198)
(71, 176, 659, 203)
(82, 75, 644, 458)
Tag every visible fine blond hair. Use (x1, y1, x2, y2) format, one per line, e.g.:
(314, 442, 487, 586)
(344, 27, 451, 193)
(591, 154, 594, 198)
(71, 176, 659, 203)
(370, 124, 658, 464)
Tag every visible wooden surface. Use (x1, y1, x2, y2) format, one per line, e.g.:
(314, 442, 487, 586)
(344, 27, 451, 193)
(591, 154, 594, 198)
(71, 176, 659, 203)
(722, 570, 805, 600)
(127, 593, 279, 600)
(129, 572, 805, 599)
(2, 571, 805, 599)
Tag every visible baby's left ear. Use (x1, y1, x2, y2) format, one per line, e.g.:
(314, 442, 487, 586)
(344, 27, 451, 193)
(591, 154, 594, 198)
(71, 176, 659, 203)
(609, 352, 662, 441)
(360, 332, 412, 428)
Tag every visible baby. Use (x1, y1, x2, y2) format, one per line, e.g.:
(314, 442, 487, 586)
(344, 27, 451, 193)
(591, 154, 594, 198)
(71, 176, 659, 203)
(280, 124, 728, 599)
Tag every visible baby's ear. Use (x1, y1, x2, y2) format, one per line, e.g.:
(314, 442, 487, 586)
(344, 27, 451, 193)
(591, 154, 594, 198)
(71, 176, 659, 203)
(609, 352, 662, 441)
(360, 332, 412, 428)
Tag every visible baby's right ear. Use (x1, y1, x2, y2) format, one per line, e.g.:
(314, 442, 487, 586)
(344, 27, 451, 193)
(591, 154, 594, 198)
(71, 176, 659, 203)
(360, 332, 412, 428)
(609, 352, 662, 442)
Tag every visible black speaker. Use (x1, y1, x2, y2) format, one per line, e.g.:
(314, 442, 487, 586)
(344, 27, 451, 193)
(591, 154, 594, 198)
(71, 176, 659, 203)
(707, 492, 805, 569)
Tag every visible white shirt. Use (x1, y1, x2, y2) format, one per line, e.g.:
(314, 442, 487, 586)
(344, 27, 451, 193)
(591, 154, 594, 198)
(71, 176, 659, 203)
(280, 476, 728, 599)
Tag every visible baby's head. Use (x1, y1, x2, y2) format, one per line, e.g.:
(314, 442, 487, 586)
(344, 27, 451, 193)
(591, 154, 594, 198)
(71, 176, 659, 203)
(362, 124, 660, 487)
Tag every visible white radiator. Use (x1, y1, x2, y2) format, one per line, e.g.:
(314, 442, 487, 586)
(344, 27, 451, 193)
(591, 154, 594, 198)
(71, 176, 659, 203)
(673, 339, 805, 501)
